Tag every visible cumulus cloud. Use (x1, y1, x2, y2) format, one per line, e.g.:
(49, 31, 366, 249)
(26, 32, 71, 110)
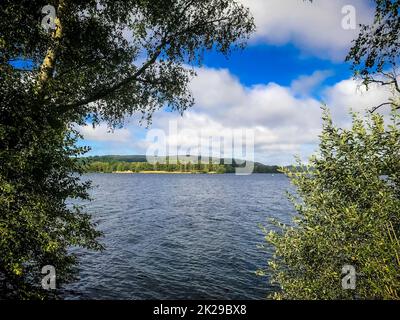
(324, 78, 394, 124)
(79, 123, 132, 142)
(239, 0, 374, 60)
(291, 70, 333, 96)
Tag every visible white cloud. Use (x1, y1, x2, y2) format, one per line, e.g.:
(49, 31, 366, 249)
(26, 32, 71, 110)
(291, 70, 333, 96)
(324, 78, 394, 124)
(239, 0, 374, 60)
(79, 123, 131, 142)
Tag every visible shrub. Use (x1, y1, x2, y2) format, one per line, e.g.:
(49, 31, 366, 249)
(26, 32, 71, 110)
(263, 108, 400, 300)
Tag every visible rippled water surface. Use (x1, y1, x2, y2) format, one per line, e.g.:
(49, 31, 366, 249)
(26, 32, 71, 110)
(65, 173, 295, 299)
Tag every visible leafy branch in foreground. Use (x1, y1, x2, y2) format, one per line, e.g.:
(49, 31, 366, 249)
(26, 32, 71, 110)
(1, 0, 254, 298)
(0, 102, 103, 298)
(346, 0, 400, 112)
(262, 108, 400, 300)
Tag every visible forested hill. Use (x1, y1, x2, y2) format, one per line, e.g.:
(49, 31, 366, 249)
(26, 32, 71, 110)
(80, 155, 281, 174)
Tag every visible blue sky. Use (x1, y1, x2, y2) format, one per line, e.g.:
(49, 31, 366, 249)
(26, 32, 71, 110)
(201, 44, 353, 89)
(27, 0, 389, 165)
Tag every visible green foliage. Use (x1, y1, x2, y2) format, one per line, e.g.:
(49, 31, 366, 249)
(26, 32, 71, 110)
(263, 108, 400, 300)
(0, 0, 255, 126)
(346, 0, 399, 113)
(0, 98, 103, 298)
(0, 1, 254, 298)
(346, 0, 399, 80)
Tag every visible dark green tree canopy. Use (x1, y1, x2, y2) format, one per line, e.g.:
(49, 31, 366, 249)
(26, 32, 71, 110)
(0, 0, 254, 298)
(1, 0, 255, 125)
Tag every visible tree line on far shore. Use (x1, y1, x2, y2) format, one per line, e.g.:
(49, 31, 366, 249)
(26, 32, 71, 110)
(83, 156, 281, 174)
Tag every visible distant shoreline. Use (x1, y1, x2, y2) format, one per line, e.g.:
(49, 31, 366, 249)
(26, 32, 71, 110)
(81, 155, 283, 174)
(88, 171, 283, 175)
(112, 170, 219, 174)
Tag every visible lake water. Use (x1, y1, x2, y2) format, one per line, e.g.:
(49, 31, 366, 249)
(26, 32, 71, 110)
(64, 173, 295, 300)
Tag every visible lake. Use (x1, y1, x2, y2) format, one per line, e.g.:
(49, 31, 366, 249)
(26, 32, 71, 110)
(64, 173, 295, 300)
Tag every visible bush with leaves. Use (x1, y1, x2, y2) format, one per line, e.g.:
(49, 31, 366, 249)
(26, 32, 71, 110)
(263, 108, 400, 300)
